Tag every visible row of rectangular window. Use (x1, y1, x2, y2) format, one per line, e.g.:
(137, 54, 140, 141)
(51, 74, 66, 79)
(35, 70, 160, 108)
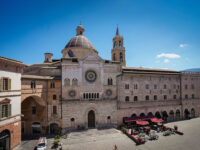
(185, 84, 195, 89)
(125, 95, 178, 102)
(125, 84, 180, 90)
(83, 93, 99, 99)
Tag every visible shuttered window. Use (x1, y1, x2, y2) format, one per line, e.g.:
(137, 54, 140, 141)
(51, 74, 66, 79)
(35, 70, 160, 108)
(0, 78, 11, 91)
(0, 104, 11, 118)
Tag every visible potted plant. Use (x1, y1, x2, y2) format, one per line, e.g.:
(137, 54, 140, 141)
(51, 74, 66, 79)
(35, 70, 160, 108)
(131, 129, 133, 135)
(137, 136, 142, 144)
(174, 125, 178, 130)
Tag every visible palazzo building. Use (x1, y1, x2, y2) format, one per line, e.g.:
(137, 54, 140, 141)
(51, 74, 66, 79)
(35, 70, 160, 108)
(0, 57, 25, 149)
(20, 25, 200, 135)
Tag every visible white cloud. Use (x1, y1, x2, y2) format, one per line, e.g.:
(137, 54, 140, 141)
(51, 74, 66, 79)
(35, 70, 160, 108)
(156, 53, 181, 59)
(179, 44, 188, 48)
(164, 59, 169, 63)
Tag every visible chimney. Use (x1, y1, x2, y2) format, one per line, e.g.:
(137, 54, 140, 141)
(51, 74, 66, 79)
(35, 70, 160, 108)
(44, 52, 53, 62)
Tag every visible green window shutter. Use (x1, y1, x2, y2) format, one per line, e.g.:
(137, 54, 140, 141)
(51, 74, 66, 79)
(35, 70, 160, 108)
(8, 78, 11, 90)
(8, 104, 11, 117)
(0, 78, 3, 91)
(0, 105, 2, 119)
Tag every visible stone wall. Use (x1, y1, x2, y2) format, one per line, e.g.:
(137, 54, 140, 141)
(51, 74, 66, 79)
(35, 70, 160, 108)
(62, 100, 117, 130)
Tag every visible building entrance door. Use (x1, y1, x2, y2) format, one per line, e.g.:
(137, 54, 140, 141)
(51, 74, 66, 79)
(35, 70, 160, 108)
(0, 130, 10, 150)
(88, 110, 95, 128)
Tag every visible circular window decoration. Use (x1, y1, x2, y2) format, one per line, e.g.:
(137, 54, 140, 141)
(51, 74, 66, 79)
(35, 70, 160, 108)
(85, 70, 97, 83)
(106, 89, 112, 96)
(68, 90, 76, 98)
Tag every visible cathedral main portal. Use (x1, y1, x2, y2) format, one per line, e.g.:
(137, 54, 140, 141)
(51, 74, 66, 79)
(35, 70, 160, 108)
(88, 110, 95, 128)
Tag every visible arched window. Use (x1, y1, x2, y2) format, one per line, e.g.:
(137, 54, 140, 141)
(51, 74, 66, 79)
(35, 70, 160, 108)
(125, 96, 129, 102)
(113, 53, 116, 61)
(64, 78, 70, 86)
(72, 78, 78, 86)
(114, 41, 117, 47)
(120, 52, 123, 62)
(134, 96, 138, 101)
(108, 78, 113, 85)
(50, 81, 55, 88)
(119, 41, 121, 47)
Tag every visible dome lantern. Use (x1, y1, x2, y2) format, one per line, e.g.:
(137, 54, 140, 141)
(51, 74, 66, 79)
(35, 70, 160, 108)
(76, 24, 85, 36)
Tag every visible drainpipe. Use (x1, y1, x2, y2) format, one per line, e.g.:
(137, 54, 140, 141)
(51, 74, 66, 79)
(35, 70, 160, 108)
(180, 73, 183, 119)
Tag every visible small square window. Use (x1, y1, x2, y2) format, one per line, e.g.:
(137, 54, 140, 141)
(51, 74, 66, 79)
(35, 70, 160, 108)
(185, 85, 188, 89)
(185, 95, 188, 99)
(53, 106, 57, 114)
(134, 96, 138, 101)
(32, 106, 36, 115)
(125, 84, 129, 89)
(145, 84, 149, 89)
(125, 96, 129, 102)
(192, 94, 195, 99)
(53, 95, 57, 100)
(173, 95, 176, 99)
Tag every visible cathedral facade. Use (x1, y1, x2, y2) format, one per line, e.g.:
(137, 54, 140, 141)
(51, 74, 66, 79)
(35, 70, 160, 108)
(21, 25, 200, 135)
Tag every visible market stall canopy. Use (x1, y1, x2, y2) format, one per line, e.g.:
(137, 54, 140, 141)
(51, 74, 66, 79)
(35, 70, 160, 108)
(136, 120, 149, 125)
(124, 115, 154, 123)
(151, 118, 164, 123)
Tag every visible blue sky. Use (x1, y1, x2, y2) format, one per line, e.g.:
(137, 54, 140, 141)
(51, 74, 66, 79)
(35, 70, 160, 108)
(0, 0, 200, 70)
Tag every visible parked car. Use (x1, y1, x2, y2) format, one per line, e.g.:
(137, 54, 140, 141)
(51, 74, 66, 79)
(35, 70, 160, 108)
(36, 137, 47, 150)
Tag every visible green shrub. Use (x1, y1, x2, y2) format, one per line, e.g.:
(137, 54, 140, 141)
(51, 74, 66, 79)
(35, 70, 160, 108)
(121, 127, 127, 133)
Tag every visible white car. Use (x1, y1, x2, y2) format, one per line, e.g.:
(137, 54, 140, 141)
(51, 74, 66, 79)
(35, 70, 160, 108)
(37, 137, 47, 150)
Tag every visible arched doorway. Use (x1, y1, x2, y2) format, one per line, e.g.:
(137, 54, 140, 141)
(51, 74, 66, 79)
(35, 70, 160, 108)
(191, 108, 195, 118)
(0, 130, 10, 150)
(155, 111, 161, 118)
(140, 113, 145, 118)
(88, 110, 95, 128)
(21, 96, 45, 135)
(32, 122, 41, 134)
(162, 111, 168, 121)
(50, 123, 59, 134)
(169, 110, 174, 121)
(176, 110, 180, 120)
(184, 109, 190, 119)
(147, 112, 153, 117)
(131, 113, 137, 117)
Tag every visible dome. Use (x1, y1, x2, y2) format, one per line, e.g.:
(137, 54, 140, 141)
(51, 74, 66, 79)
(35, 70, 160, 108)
(65, 35, 95, 49)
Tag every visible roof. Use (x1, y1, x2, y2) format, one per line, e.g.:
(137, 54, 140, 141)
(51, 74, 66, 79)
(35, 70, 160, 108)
(65, 35, 95, 49)
(0, 56, 26, 66)
(122, 67, 180, 75)
(22, 74, 61, 80)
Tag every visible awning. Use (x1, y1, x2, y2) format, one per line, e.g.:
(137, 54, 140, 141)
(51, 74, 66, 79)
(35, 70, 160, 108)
(151, 118, 164, 123)
(136, 120, 149, 125)
(124, 115, 154, 123)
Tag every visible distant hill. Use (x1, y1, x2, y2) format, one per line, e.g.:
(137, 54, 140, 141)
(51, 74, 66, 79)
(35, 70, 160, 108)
(182, 68, 200, 72)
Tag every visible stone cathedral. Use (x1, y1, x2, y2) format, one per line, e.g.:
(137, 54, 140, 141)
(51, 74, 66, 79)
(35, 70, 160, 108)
(20, 24, 200, 134)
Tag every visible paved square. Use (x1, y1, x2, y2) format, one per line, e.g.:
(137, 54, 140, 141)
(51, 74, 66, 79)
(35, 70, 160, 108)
(63, 118, 200, 150)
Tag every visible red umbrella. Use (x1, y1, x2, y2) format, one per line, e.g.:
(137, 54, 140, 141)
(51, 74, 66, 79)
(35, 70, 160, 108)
(136, 120, 149, 125)
(151, 118, 164, 123)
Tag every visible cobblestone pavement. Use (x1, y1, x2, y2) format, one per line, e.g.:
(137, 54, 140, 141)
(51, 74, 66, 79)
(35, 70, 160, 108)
(15, 118, 200, 150)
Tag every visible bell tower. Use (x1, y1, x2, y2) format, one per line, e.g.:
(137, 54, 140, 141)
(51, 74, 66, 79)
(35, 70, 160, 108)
(111, 26, 126, 66)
